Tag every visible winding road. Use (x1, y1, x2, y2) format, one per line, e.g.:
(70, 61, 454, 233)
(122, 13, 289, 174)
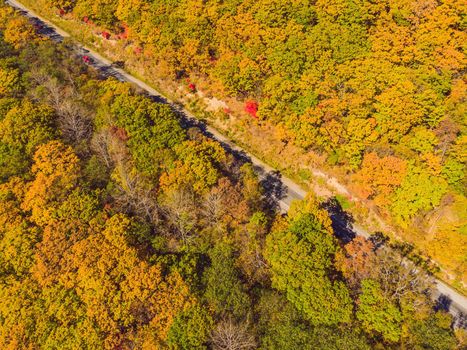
(6, 0, 466, 325)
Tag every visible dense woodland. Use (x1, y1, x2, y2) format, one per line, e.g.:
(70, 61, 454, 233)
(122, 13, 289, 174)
(21, 0, 466, 286)
(0, 2, 464, 349)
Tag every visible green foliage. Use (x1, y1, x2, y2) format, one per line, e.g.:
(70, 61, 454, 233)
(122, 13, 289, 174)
(110, 94, 185, 177)
(391, 166, 448, 226)
(203, 242, 250, 319)
(409, 128, 438, 154)
(257, 291, 370, 350)
(442, 158, 465, 191)
(356, 279, 402, 343)
(0, 142, 29, 181)
(257, 291, 317, 350)
(0, 100, 56, 180)
(0, 66, 21, 96)
(1, 102, 55, 148)
(308, 326, 372, 350)
(161, 139, 227, 195)
(404, 312, 457, 350)
(335, 194, 352, 210)
(167, 305, 213, 350)
(214, 55, 262, 95)
(264, 213, 352, 325)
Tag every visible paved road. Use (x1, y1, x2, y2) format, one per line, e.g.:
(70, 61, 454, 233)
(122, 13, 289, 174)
(7, 0, 466, 325)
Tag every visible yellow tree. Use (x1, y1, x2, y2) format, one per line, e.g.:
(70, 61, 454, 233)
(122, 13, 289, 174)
(59, 214, 194, 349)
(351, 152, 407, 207)
(0, 67, 20, 96)
(160, 139, 227, 196)
(0, 177, 38, 277)
(3, 16, 38, 49)
(21, 141, 80, 226)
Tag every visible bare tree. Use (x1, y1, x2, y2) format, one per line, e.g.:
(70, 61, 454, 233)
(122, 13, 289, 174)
(112, 163, 160, 225)
(203, 185, 226, 232)
(56, 99, 92, 143)
(91, 130, 114, 169)
(374, 250, 433, 304)
(163, 188, 198, 242)
(211, 319, 256, 350)
(28, 71, 92, 144)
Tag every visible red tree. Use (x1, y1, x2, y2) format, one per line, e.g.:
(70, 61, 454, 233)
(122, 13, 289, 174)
(245, 101, 258, 118)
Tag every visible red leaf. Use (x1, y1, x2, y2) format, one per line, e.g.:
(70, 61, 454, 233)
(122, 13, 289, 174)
(245, 101, 258, 118)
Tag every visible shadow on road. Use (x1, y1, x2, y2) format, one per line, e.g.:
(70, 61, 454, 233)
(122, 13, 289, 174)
(435, 295, 466, 328)
(259, 170, 287, 213)
(321, 197, 355, 243)
(436, 294, 453, 313)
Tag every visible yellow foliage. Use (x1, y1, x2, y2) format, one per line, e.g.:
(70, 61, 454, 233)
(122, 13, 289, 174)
(4, 16, 38, 49)
(0, 67, 20, 96)
(22, 141, 80, 226)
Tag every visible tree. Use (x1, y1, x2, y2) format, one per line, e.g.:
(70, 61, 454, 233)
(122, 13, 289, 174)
(210, 319, 256, 350)
(0, 100, 57, 179)
(110, 162, 160, 224)
(160, 139, 227, 195)
(372, 249, 433, 302)
(73, 0, 119, 28)
(3, 16, 38, 49)
(335, 236, 376, 291)
(203, 243, 250, 320)
(2, 102, 55, 151)
(356, 279, 402, 343)
(264, 209, 352, 325)
(110, 94, 185, 178)
(403, 311, 457, 350)
(57, 214, 195, 348)
(351, 152, 407, 206)
(163, 187, 198, 242)
(390, 165, 448, 226)
(0, 67, 20, 96)
(256, 290, 317, 350)
(0, 177, 39, 277)
(49, 0, 76, 11)
(22, 140, 80, 226)
(167, 305, 214, 350)
(374, 80, 424, 143)
(257, 291, 370, 350)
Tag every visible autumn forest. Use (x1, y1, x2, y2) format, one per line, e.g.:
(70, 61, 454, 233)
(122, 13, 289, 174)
(0, 0, 465, 349)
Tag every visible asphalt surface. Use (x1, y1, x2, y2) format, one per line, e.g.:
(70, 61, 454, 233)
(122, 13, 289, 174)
(6, 0, 466, 326)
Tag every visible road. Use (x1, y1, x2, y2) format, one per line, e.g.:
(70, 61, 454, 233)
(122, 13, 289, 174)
(6, 0, 466, 325)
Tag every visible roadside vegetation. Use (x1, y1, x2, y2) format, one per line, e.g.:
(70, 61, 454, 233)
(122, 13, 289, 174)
(0, 2, 464, 349)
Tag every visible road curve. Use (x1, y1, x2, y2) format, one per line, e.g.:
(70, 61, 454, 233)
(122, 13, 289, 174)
(6, 0, 466, 324)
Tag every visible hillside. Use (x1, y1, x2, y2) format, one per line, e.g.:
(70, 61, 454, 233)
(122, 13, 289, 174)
(0, 1, 465, 349)
(13, 0, 467, 289)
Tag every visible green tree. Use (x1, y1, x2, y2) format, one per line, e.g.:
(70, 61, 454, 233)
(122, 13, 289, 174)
(203, 242, 250, 319)
(356, 279, 402, 343)
(257, 291, 370, 350)
(110, 94, 185, 178)
(0, 66, 21, 96)
(391, 165, 448, 226)
(404, 311, 457, 350)
(0, 101, 56, 180)
(167, 305, 213, 350)
(264, 210, 352, 325)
